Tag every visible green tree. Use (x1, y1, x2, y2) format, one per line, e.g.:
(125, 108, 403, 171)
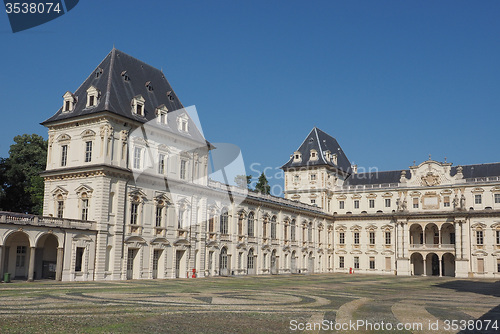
(234, 174, 253, 189)
(255, 172, 270, 195)
(0, 134, 47, 214)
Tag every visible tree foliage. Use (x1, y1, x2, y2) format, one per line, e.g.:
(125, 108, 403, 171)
(255, 172, 270, 195)
(0, 134, 47, 214)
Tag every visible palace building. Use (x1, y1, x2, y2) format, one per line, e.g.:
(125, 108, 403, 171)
(1, 49, 499, 281)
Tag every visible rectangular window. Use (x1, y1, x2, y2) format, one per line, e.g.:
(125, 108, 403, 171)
(158, 154, 165, 174)
(180, 160, 187, 180)
(443, 196, 450, 207)
(450, 233, 455, 244)
(130, 203, 138, 225)
(81, 199, 89, 221)
(339, 232, 345, 244)
(475, 194, 482, 204)
(137, 104, 143, 116)
(339, 256, 344, 269)
(369, 199, 375, 208)
(89, 95, 95, 106)
(310, 174, 317, 181)
(385, 257, 391, 270)
(339, 201, 345, 209)
(354, 232, 360, 244)
(75, 247, 85, 272)
(311, 199, 316, 204)
(133, 147, 141, 169)
(61, 145, 68, 167)
(354, 256, 359, 269)
(413, 198, 419, 209)
(497, 259, 500, 273)
(385, 231, 391, 245)
(354, 200, 359, 209)
(369, 257, 375, 270)
(476, 230, 484, 245)
(16, 246, 26, 268)
(477, 258, 484, 274)
(155, 206, 163, 227)
(495, 194, 500, 204)
(57, 200, 64, 218)
(369, 231, 375, 245)
(85, 141, 92, 162)
(385, 198, 391, 207)
(497, 230, 500, 245)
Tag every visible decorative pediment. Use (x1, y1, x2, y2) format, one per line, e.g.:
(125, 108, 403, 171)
(350, 250, 362, 255)
(472, 250, 488, 257)
(335, 224, 347, 231)
(335, 250, 347, 255)
(350, 225, 362, 231)
(381, 224, 394, 231)
(81, 129, 96, 138)
(471, 222, 487, 229)
(381, 250, 394, 255)
(51, 186, 68, 197)
(366, 224, 378, 230)
(352, 194, 362, 199)
(129, 189, 147, 203)
(472, 188, 484, 193)
(366, 193, 377, 198)
(382, 192, 393, 198)
(440, 189, 453, 195)
(75, 184, 93, 196)
(337, 194, 347, 200)
(57, 134, 71, 142)
(408, 160, 454, 187)
(490, 223, 500, 229)
(365, 250, 378, 255)
(150, 237, 170, 246)
(73, 234, 93, 242)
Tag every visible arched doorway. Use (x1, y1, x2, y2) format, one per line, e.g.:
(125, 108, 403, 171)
(442, 253, 455, 277)
(36, 234, 59, 280)
(410, 252, 424, 275)
(291, 251, 297, 274)
(424, 224, 439, 245)
(426, 253, 440, 276)
(270, 249, 277, 275)
(440, 223, 455, 245)
(308, 251, 314, 274)
(3, 232, 31, 280)
(220, 247, 228, 276)
(247, 248, 255, 275)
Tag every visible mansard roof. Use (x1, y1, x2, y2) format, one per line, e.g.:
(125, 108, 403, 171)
(345, 162, 500, 186)
(281, 127, 352, 174)
(42, 48, 207, 144)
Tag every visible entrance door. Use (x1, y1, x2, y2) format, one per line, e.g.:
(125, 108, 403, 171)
(431, 254, 439, 276)
(208, 251, 213, 276)
(291, 252, 297, 273)
(270, 250, 277, 275)
(308, 253, 314, 274)
(15, 246, 27, 278)
(175, 250, 184, 278)
(220, 247, 228, 276)
(127, 249, 136, 280)
(247, 249, 255, 275)
(152, 250, 160, 279)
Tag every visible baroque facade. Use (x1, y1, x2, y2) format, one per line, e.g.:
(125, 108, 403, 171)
(1, 49, 499, 282)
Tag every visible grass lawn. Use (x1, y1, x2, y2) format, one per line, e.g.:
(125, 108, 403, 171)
(0, 274, 499, 333)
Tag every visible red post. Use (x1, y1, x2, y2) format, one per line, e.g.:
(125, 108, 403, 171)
(192, 268, 196, 278)
(349, 267, 353, 274)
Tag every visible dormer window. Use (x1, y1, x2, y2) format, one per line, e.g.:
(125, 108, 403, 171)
(167, 91, 174, 101)
(121, 71, 130, 81)
(293, 151, 302, 163)
(177, 114, 189, 132)
(324, 150, 331, 161)
(332, 153, 338, 165)
(86, 86, 99, 108)
(132, 95, 145, 116)
(156, 105, 168, 125)
(310, 149, 318, 161)
(62, 91, 76, 112)
(145, 81, 154, 91)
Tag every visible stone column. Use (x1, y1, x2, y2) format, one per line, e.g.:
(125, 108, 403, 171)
(0, 246, 3, 278)
(28, 247, 36, 281)
(55, 247, 64, 281)
(423, 258, 427, 276)
(454, 221, 462, 259)
(397, 222, 403, 258)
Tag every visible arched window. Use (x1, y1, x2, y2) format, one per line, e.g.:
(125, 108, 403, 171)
(291, 219, 296, 241)
(238, 213, 244, 235)
(308, 222, 313, 242)
(247, 212, 255, 237)
(220, 209, 229, 235)
(271, 216, 277, 239)
(247, 249, 254, 269)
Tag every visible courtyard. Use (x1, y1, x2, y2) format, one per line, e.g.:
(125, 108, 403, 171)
(0, 274, 499, 333)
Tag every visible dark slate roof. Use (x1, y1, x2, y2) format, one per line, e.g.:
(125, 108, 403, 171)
(345, 170, 410, 186)
(346, 162, 500, 186)
(451, 163, 500, 179)
(281, 127, 351, 174)
(42, 48, 206, 144)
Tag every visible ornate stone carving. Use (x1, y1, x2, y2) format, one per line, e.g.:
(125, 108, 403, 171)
(421, 172, 440, 186)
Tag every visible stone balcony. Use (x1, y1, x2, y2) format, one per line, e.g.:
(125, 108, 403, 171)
(0, 211, 96, 231)
(409, 243, 455, 251)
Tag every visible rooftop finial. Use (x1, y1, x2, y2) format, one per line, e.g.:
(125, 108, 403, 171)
(428, 154, 431, 160)
(444, 156, 447, 163)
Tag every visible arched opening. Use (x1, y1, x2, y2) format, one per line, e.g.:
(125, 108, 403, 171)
(36, 234, 59, 280)
(442, 253, 455, 277)
(3, 232, 31, 280)
(409, 224, 423, 245)
(424, 224, 439, 245)
(270, 249, 277, 275)
(291, 250, 297, 273)
(308, 251, 314, 273)
(440, 223, 455, 246)
(219, 247, 228, 276)
(410, 252, 424, 275)
(426, 253, 440, 276)
(247, 248, 255, 275)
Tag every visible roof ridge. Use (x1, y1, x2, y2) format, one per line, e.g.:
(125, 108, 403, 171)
(104, 48, 116, 110)
(314, 127, 328, 164)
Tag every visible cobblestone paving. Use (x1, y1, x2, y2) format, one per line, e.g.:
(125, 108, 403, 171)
(0, 274, 499, 333)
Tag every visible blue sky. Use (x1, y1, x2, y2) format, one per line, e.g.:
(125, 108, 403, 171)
(1, 1, 499, 195)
